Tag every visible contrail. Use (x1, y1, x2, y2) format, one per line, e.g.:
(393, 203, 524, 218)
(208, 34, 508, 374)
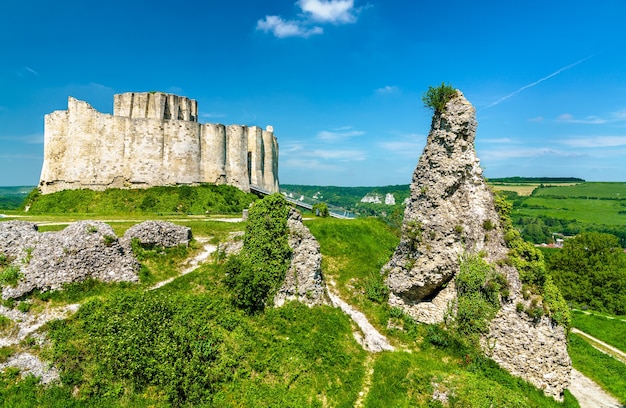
(484, 55, 594, 109)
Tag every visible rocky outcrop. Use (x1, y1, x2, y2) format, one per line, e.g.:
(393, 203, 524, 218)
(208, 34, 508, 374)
(384, 91, 510, 323)
(274, 209, 328, 307)
(484, 305, 571, 398)
(123, 220, 192, 248)
(1, 221, 139, 299)
(382, 90, 571, 399)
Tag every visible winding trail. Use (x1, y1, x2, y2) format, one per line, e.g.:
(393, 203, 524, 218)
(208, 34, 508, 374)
(571, 327, 626, 364)
(567, 327, 625, 408)
(569, 368, 622, 408)
(326, 285, 393, 353)
(150, 237, 216, 290)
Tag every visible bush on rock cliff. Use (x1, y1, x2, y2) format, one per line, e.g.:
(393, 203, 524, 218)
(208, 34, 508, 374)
(422, 82, 457, 113)
(495, 194, 571, 327)
(224, 193, 292, 313)
(452, 255, 508, 341)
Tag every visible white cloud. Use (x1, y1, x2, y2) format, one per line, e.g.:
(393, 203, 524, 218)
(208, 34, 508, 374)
(527, 116, 544, 123)
(484, 56, 593, 108)
(612, 109, 626, 121)
(317, 127, 364, 141)
(480, 147, 584, 161)
(283, 158, 340, 171)
(375, 85, 399, 95)
(379, 133, 426, 158)
(0, 134, 43, 144)
(257, 0, 359, 38)
(24, 66, 39, 76)
(257, 15, 323, 38)
(298, 0, 356, 23)
(311, 149, 366, 161)
(557, 113, 607, 124)
(201, 112, 226, 119)
(166, 86, 184, 95)
(560, 136, 626, 148)
(480, 137, 516, 144)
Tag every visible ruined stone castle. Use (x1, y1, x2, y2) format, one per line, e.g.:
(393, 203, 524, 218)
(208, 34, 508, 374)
(38, 92, 279, 194)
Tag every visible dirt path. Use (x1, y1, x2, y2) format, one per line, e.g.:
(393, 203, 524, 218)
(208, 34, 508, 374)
(569, 368, 622, 408)
(571, 327, 626, 364)
(326, 285, 393, 353)
(150, 237, 217, 290)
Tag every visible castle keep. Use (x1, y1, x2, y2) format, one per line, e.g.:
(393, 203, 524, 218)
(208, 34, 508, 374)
(39, 92, 279, 194)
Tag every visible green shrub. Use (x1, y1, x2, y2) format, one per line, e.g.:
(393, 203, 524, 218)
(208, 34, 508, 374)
(451, 255, 507, 342)
(422, 82, 457, 113)
(0, 265, 22, 287)
(365, 270, 389, 303)
(0, 315, 12, 331)
(24, 184, 257, 215)
(312, 202, 330, 217)
(224, 193, 292, 313)
(494, 193, 570, 327)
(17, 301, 31, 313)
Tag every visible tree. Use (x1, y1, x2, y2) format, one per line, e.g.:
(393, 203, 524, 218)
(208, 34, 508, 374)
(548, 232, 626, 315)
(312, 202, 329, 217)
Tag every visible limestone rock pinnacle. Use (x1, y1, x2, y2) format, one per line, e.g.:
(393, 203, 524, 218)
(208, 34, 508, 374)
(383, 89, 571, 399)
(384, 90, 508, 322)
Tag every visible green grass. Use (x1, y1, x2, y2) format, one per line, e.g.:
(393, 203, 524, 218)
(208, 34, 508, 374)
(0, 209, 586, 406)
(533, 182, 626, 199)
(23, 184, 256, 215)
(571, 310, 626, 353)
(365, 342, 579, 407)
(305, 217, 399, 329)
(42, 265, 367, 407)
(514, 196, 626, 225)
(568, 333, 626, 405)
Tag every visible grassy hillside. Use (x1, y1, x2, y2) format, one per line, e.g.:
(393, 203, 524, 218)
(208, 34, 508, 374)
(0, 212, 579, 407)
(21, 184, 257, 215)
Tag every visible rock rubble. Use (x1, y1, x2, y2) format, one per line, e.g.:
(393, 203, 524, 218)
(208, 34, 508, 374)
(0, 220, 193, 299)
(274, 209, 328, 307)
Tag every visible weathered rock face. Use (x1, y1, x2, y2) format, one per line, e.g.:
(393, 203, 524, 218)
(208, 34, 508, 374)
(483, 305, 571, 399)
(123, 221, 192, 248)
(1, 221, 139, 299)
(384, 91, 511, 323)
(274, 209, 328, 307)
(383, 90, 571, 399)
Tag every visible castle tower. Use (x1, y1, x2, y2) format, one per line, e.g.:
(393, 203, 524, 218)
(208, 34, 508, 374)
(39, 93, 279, 195)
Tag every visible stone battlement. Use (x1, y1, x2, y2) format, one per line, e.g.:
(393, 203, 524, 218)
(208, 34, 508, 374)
(39, 93, 279, 194)
(113, 92, 198, 121)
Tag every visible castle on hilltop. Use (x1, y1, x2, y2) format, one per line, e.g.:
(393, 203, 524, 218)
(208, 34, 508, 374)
(38, 92, 279, 195)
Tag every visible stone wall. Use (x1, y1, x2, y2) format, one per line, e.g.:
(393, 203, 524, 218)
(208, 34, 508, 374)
(39, 92, 279, 194)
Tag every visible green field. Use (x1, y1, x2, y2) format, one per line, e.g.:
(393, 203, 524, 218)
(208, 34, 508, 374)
(514, 196, 626, 225)
(533, 182, 626, 199)
(571, 310, 626, 353)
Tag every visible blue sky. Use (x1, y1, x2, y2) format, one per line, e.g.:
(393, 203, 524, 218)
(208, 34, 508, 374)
(1, 0, 625, 187)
